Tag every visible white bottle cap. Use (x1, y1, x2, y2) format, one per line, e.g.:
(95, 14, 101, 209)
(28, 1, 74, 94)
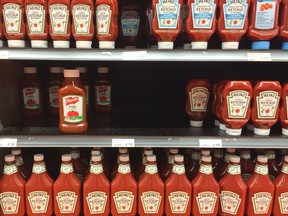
(221, 42, 239, 50)
(174, 154, 184, 162)
(158, 41, 174, 49)
(50, 67, 63, 73)
(62, 154, 72, 162)
(219, 123, 226, 130)
(147, 155, 156, 162)
(97, 67, 109, 73)
(34, 154, 44, 161)
(190, 120, 203, 127)
(76, 41, 92, 49)
(229, 155, 240, 163)
(64, 69, 80, 78)
(24, 67, 37, 74)
(0, 40, 3, 47)
(5, 154, 15, 162)
(257, 155, 268, 163)
(254, 127, 270, 136)
(282, 128, 288, 136)
(227, 148, 236, 153)
(91, 155, 102, 162)
(183, 43, 191, 49)
(284, 155, 288, 163)
(120, 154, 129, 162)
(191, 42, 208, 50)
(8, 40, 25, 48)
(99, 41, 115, 49)
(226, 127, 242, 136)
(119, 148, 128, 154)
(144, 149, 153, 156)
(76, 67, 87, 73)
(169, 148, 179, 154)
(11, 148, 21, 155)
(53, 40, 70, 48)
(31, 40, 48, 48)
(215, 120, 220, 126)
(201, 155, 212, 163)
(201, 149, 210, 156)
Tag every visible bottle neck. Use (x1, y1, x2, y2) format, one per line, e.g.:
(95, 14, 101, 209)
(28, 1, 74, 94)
(60, 161, 74, 174)
(4, 162, 18, 176)
(145, 161, 158, 175)
(254, 162, 269, 175)
(90, 161, 104, 175)
(63, 77, 82, 86)
(227, 162, 241, 175)
(172, 161, 185, 175)
(199, 161, 213, 175)
(32, 160, 47, 174)
(118, 161, 131, 175)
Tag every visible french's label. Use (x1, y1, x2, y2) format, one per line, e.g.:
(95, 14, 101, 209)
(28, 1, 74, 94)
(145, 164, 158, 175)
(72, 4, 92, 34)
(26, 4, 45, 34)
(113, 191, 134, 213)
(172, 164, 185, 175)
(86, 192, 108, 214)
(220, 191, 241, 215)
(196, 192, 217, 214)
(254, 164, 268, 175)
(192, 0, 216, 29)
(3, 3, 22, 33)
(96, 4, 111, 35)
(49, 86, 60, 108)
(62, 95, 84, 123)
(278, 192, 288, 214)
(32, 163, 46, 174)
(56, 191, 78, 213)
(223, 0, 248, 29)
(118, 164, 131, 174)
(227, 164, 241, 175)
(156, 0, 181, 29)
(121, 10, 140, 37)
(140, 191, 162, 213)
(199, 164, 213, 174)
(4, 165, 17, 175)
(255, 0, 276, 29)
(227, 90, 250, 118)
(90, 164, 103, 174)
(252, 192, 272, 214)
(50, 4, 69, 34)
(0, 192, 21, 214)
(189, 87, 210, 112)
(23, 87, 40, 110)
(60, 163, 73, 174)
(96, 85, 111, 106)
(28, 191, 49, 213)
(256, 90, 280, 118)
(168, 191, 190, 213)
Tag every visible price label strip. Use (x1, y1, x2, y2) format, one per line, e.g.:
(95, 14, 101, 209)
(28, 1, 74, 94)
(112, 139, 135, 147)
(0, 51, 9, 59)
(0, 138, 17, 147)
(122, 51, 147, 61)
(199, 139, 222, 148)
(247, 53, 271, 62)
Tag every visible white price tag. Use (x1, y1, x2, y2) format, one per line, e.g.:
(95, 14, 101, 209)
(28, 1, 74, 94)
(199, 139, 222, 148)
(122, 51, 147, 60)
(0, 138, 17, 147)
(0, 51, 9, 59)
(112, 139, 135, 147)
(247, 53, 271, 62)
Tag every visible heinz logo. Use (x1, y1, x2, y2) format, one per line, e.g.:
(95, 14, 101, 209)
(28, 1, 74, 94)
(66, 97, 79, 105)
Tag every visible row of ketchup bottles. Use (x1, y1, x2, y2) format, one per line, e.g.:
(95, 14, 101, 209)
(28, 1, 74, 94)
(186, 79, 288, 136)
(1, 147, 288, 215)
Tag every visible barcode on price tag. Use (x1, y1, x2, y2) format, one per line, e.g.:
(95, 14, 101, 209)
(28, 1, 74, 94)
(199, 139, 222, 148)
(112, 139, 135, 147)
(247, 53, 271, 62)
(0, 138, 17, 147)
(122, 51, 147, 60)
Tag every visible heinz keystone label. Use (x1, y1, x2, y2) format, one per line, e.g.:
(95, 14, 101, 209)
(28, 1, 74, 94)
(96, 4, 111, 35)
(113, 191, 134, 213)
(145, 164, 158, 174)
(168, 191, 190, 213)
(72, 4, 92, 34)
(227, 90, 250, 118)
(172, 164, 185, 175)
(56, 191, 78, 213)
(26, 4, 45, 34)
(140, 191, 162, 213)
(223, 0, 248, 29)
(32, 163, 46, 174)
(156, 0, 181, 29)
(3, 3, 22, 33)
(28, 191, 49, 213)
(254, 164, 269, 175)
(251, 192, 272, 214)
(196, 192, 217, 214)
(192, 0, 216, 28)
(199, 164, 213, 174)
(62, 95, 84, 123)
(4, 165, 17, 175)
(220, 191, 241, 215)
(86, 192, 108, 214)
(189, 87, 210, 112)
(23, 87, 40, 110)
(256, 90, 280, 118)
(278, 192, 288, 214)
(227, 164, 241, 175)
(60, 164, 73, 174)
(50, 4, 69, 34)
(0, 192, 21, 214)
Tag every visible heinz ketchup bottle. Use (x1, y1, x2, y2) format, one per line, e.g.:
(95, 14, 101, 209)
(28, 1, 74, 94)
(240, 149, 254, 181)
(11, 148, 30, 180)
(160, 148, 179, 180)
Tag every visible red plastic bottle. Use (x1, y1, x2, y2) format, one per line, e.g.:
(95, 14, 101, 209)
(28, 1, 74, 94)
(240, 149, 254, 181)
(215, 148, 236, 181)
(160, 148, 179, 180)
(280, 83, 288, 135)
(110, 148, 128, 180)
(135, 148, 153, 181)
(212, 148, 224, 170)
(186, 149, 201, 180)
(265, 149, 280, 181)
(11, 148, 30, 180)
(70, 147, 87, 182)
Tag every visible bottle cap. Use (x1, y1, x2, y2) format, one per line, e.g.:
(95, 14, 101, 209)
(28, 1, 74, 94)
(91, 150, 101, 156)
(191, 42, 208, 50)
(8, 40, 25, 48)
(284, 155, 288, 163)
(11, 148, 21, 155)
(76, 67, 87, 73)
(282, 42, 288, 50)
(169, 148, 179, 154)
(229, 155, 240, 163)
(183, 43, 191, 49)
(97, 67, 109, 73)
(62, 154, 72, 162)
(215, 120, 220, 126)
(76, 41, 92, 49)
(147, 155, 157, 162)
(282, 128, 288, 136)
(225, 127, 242, 136)
(158, 41, 174, 49)
(201, 149, 210, 156)
(174, 154, 184, 162)
(221, 42, 239, 50)
(5, 154, 15, 162)
(99, 41, 115, 49)
(227, 148, 236, 153)
(144, 149, 153, 156)
(219, 123, 226, 130)
(190, 120, 203, 127)
(50, 67, 63, 73)
(34, 154, 44, 161)
(91, 155, 102, 162)
(0, 40, 3, 47)
(31, 40, 48, 48)
(24, 67, 37, 74)
(64, 69, 80, 78)
(119, 154, 129, 162)
(240, 150, 251, 159)
(53, 41, 70, 48)
(201, 155, 212, 163)
(119, 148, 128, 154)
(257, 155, 268, 163)
(251, 41, 270, 50)
(254, 127, 270, 136)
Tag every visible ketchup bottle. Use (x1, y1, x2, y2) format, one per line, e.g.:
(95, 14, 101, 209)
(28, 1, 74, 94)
(212, 148, 224, 170)
(70, 147, 86, 182)
(219, 155, 247, 216)
(83, 154, 110, 216)
(0, 155, 26, 216)
(192, 155, 219, 216)
(279, 0, 288, 49)
(246, 155, 275, 216)
(84, 148, 101, 178)
(145, 2, 157, 48)
(48, 67, 63, 115)
(280, 83, 288, 135)
(160, 148, 179, 180)
(110, 148, 128, 180)
(186, 149, 201, 180)
(111, 154, 137, 216)
(215, 148, 236, 181)
(165, 154, 191, 216)
(138, 155, 164, 216)
(240, 149, 254, 181)
(25, 154, 54, 216)
(273, 155, 288, 216)
(265, 149, 280, 181)
(54, 154, 81, 216)
(135, 148, 153, 180)
(11, 148, 31, 180)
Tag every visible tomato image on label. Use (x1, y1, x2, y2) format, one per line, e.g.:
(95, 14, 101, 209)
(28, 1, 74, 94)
(62, 95, 84, 123)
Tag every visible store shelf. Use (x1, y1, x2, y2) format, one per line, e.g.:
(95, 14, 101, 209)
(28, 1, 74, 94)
(1, 48, 288, 62)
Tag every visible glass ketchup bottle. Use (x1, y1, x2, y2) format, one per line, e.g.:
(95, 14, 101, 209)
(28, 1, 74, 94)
(53, 154, 81, 216)
(111, 154, 137, 216)
(58, 69, 88, 133)
(185, 0, 217, 49)
(218, 155, 247, 216)
(246, 155, 275, 216)
(83, 154, 110, 216)
(273, 155, 288, 216)
(250, 81, 282, 136)
(25, 0, 49, 48)
(266, 149, 280, 181)
(185, 79, 211, 127)
(280, 83, 288, 135)
(0, 155, 26, 216)
(11, 148, 31, 180)
(152, 0, 183, 49)
(160, 148, 179, 180)
(70, 147, 86, 182)
(165, 154, 191, 216)
(240, 149, 254, 181)
(25, 154, 54, 216)
(135, 148, 153, 181)
(48, 67, 63, 115)
(192, 155, 219, 216)
(186, 148, 201, 180)
(215, 148, 236, 181)
(95, 0, 118, 49)
(138, 154, 164, 216)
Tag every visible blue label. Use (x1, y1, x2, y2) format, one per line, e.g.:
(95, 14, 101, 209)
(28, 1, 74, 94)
(223, 0, 248, 29)
(156, 0, 181, 29)
(121, 10, 140, 37)
(255, 0, 276, 29)
(192, 0, 216, 29)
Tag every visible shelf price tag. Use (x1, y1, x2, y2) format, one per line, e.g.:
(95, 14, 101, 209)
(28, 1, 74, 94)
(112, 139, 135, 147)
(199, 139, 222, 148)
(0, 51, 9, 59)
(122, 51, 147, 60)
(0, 138, 17, 147)
(247, 53, 271, 62)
